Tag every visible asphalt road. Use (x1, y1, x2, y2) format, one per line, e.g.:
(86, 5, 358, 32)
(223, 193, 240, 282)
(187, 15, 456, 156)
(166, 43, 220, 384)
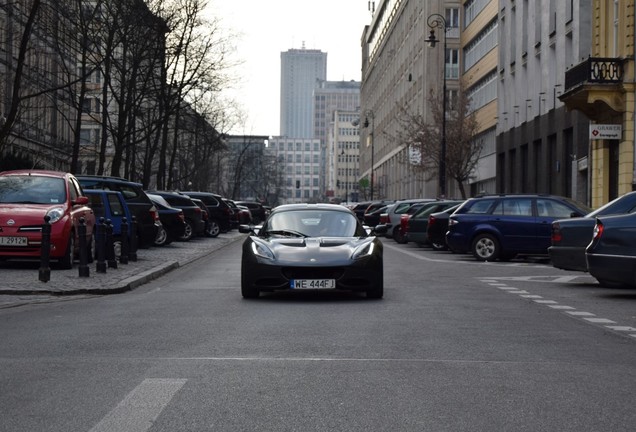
(0, 238, 635, 431)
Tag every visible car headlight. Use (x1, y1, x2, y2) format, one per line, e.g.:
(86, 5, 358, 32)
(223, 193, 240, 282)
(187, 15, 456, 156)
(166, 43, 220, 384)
(46, 207, 65, 224)
(352, 240, 375, 260)
(251, 239, 274, 260)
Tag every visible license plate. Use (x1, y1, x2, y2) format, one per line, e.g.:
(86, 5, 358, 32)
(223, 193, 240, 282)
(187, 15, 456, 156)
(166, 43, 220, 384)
(291, 279, 336, 289)
(0, 236, 28, 246)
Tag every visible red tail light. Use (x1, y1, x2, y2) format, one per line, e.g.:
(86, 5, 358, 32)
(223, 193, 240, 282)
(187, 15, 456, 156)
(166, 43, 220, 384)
(428, 215, 437, 226)
(551, 223, 562, 243)
(380, 213, 389, 224)
(178, 211, 185, 222)
(150, 205, 160, 222)
(592, 221, 604, 240)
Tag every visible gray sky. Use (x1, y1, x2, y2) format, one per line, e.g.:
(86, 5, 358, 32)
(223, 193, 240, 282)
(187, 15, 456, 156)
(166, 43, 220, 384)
(208, 0, 372, 136)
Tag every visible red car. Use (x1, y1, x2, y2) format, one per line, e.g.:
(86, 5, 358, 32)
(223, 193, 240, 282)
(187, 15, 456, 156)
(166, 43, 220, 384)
(0, 170, 96, 269)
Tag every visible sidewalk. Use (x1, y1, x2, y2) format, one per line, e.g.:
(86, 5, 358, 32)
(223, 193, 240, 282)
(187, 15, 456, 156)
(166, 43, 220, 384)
(0, 231, 245, 301)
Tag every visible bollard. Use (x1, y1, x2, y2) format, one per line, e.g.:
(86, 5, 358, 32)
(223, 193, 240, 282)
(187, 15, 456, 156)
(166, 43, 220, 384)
(38, 215, 51, 282)
(119, 217, 129, 264)
(106, 219, 117, 269)
(96, 217, 107, 273)
(77, 217, 90, 277)
(128, 216, 138, 262)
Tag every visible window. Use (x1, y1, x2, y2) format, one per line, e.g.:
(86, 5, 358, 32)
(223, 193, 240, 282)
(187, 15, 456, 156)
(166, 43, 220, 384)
(446, 8, 459, 28)
(537, 199, 576, 218)
(493, 198, 533, 216)
(466, 199, 496, 214)
(445, 49, 459, 79)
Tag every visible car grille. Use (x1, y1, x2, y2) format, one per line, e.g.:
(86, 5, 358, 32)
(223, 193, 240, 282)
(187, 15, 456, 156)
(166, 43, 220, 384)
(282, 267, 345, 280)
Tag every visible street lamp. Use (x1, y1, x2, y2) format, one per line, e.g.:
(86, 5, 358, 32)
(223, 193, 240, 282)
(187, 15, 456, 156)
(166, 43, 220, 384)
(363, 110, 375, 200)
(424, 13, 449, 198)
(341, 149, 348, 203)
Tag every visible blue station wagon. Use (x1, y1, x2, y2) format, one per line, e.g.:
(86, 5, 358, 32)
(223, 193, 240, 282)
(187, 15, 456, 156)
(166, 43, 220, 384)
(446, 194, 590, 261)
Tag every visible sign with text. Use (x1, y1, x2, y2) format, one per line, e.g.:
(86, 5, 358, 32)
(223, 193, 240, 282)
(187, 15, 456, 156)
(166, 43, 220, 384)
(590, 124, 622, 140)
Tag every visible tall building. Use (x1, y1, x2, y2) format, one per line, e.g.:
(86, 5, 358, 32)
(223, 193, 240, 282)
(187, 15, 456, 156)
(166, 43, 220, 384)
(360, 0, 462, 200)
(329, 110, 360, 203)
(267, 137, 322, 204)
(280, 47, 327, 138)
(497, 0, 591, 203)
(560, 0, 636, 207)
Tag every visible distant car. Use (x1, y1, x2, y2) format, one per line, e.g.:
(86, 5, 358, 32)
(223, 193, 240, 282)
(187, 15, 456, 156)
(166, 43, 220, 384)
(550, 191, 636, 272)
(235, 201, 267, 224)
(393, 201, 438, 243)
(182, 191, 232, 235)
(351, 201, 371, 222)
(446, 194, 590, 261)
(76, 175, 159, 248)
(405, 200, 463, 246)
(147, 191, 205, 240)
(0, 170, 96, 269)
(239, 203, 386, 299)
(84, 190, 133, 257)
(224, 198, 251, 227)
(363, 205, 388, 227)
(146, 193, 186, 246)
(426, 204, 462, 251)
(586, 212, 636, 287)
(382, 199, 434, 239)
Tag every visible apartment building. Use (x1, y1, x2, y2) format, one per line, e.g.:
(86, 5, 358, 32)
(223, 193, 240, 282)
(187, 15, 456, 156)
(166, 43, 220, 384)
(496, 0, 591, 204)
(327, 110, 360, 203)
(267, 137, 322, 204)
(560, 0, 636, 207)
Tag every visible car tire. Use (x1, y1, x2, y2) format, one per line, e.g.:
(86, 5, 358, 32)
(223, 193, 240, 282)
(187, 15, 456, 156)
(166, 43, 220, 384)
(205, 220, 221, 238)
(179, 220, 194, 241)
(241, 279, 260, 299)
(471, 233, 499, 261)
(59, 234, 74, 270)
(366, 266, 384, 299)
(393, 226, 407, 244)
(154, 226, 169, 246)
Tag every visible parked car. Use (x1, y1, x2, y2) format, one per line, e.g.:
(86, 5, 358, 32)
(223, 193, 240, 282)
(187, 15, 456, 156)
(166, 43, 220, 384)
(0, 170, 96, 269)
(586, 212, 636, 287)
(363, 205, 388, 227)
(182, 191, 232, 235)
(84, 190, 133, 257)
(382, 199, 434, 239)
(362, 200, 395, 225)
(190, 198, 214, 237)
(238, 203, 387, 299)
(426, 204, 463, 251)
(146, 193, 186, 246)
(76, 175, 159, 248)
(392, 201, 436, 243)
(234, 201, 267, 224)
(351, 201, 372, 222)
(405, 200, 463, 246)
(146, 191, 205, 241)
(446, 194, 590, 261)
(550, 191, 636, 272)
(224, 198, 252, 227)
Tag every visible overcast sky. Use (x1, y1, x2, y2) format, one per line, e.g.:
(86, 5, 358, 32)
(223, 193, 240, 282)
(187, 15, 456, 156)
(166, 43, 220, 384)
(207, 0, 373, 136)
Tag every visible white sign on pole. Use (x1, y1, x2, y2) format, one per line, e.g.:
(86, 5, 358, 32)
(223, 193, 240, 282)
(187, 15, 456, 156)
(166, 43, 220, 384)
(589, 124, 622, 140)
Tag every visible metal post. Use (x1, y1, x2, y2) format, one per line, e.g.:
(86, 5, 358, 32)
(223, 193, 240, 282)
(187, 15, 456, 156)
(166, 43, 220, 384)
(106, 219, 117, 269)
(129, 216, 138, 262)
(119, 217, 129, 264)
(96, 217, 107, 273)
(38, 215, 51, 282)
(78, 217, 90, 277)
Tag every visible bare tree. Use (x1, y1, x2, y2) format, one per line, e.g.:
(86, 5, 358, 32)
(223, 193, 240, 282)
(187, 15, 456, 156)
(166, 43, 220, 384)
(395, 87, 481, 199)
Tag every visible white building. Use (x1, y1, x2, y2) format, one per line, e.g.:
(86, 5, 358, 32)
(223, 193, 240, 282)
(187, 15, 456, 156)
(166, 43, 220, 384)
(267, 137, 322, 204)
(327, 110, 361, 203)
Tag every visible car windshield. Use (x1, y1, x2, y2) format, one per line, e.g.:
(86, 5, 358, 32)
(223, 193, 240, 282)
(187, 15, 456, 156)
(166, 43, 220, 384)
(0, 176, 66, 204)
(263, 210, 363, 237)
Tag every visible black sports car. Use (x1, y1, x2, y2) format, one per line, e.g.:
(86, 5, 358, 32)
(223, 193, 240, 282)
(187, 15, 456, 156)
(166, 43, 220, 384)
(239, 203, 386, 299)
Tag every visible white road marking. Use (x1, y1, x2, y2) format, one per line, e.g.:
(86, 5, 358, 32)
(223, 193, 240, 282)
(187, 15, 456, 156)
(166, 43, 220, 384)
(548, 305, 576, 310)
(521, 295, 543, 299)
(508, 290, 529, 294)
(534, 300, 559, 304)
(606, 326, 636, 332)
(584, 318, 616, 324)
(89, 378, 186, 432)
(566, 311, 596, 317)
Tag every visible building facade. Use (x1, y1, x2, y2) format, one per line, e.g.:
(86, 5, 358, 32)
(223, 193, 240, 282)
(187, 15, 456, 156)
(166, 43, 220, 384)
(496, 0, 592, 204)
(328, 109, 360, 203)
(560, 0, 636, 207)
(280, 47, 327, 139)
(360, 0, 462, 200)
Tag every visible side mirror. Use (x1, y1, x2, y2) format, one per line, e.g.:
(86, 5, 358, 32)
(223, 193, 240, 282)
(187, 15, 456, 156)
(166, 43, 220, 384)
(238, 224, 253, 234)
(75, 196, 89, 205)
(373, 224, 388, 235)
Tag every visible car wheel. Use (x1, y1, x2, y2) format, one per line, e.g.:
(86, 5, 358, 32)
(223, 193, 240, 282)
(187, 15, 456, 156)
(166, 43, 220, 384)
(179, 220, 194, 241)
(430, 241, 447, 251)
(393, 227, 407, 244)
(471, 233, 499, 261)
(154, 225, 169, 246)
(58, 234, 74, 270)
(205, 220, 221, 238)
(241, 278, 260, 299)
(366, 266, 384, 299)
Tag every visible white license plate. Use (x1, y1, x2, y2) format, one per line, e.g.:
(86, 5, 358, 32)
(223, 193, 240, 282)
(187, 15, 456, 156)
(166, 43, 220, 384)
(291, 279, 336, 289)
(0, 236, 28, 246)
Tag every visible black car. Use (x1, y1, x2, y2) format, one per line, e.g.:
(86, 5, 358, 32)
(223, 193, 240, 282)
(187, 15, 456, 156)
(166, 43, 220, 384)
(146, 193, 186, 246)
(426, 204, 462, 251)
(239, 203, 386, 299)
(182, 191, 232, 235)
(405, 200, 463, 246)
(76, 175, 159, 248)
(550, 191, 636, 272)
(224, 198, 251, 227)
(235, 201, 267, 224)
(351, 201, 372, 222)
(147, 191, 205, 240)
(586, 212, 636, 287)
(363, 205, 387, 227)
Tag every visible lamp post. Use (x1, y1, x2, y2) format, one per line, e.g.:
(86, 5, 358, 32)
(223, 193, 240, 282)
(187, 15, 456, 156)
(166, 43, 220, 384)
(363, 110, 375, 200)
(341, 149, 348, 203)
(424, 13, 448, 198)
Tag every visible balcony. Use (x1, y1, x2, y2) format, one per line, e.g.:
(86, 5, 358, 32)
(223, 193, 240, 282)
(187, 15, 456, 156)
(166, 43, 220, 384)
(560, 57, 626, 119)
